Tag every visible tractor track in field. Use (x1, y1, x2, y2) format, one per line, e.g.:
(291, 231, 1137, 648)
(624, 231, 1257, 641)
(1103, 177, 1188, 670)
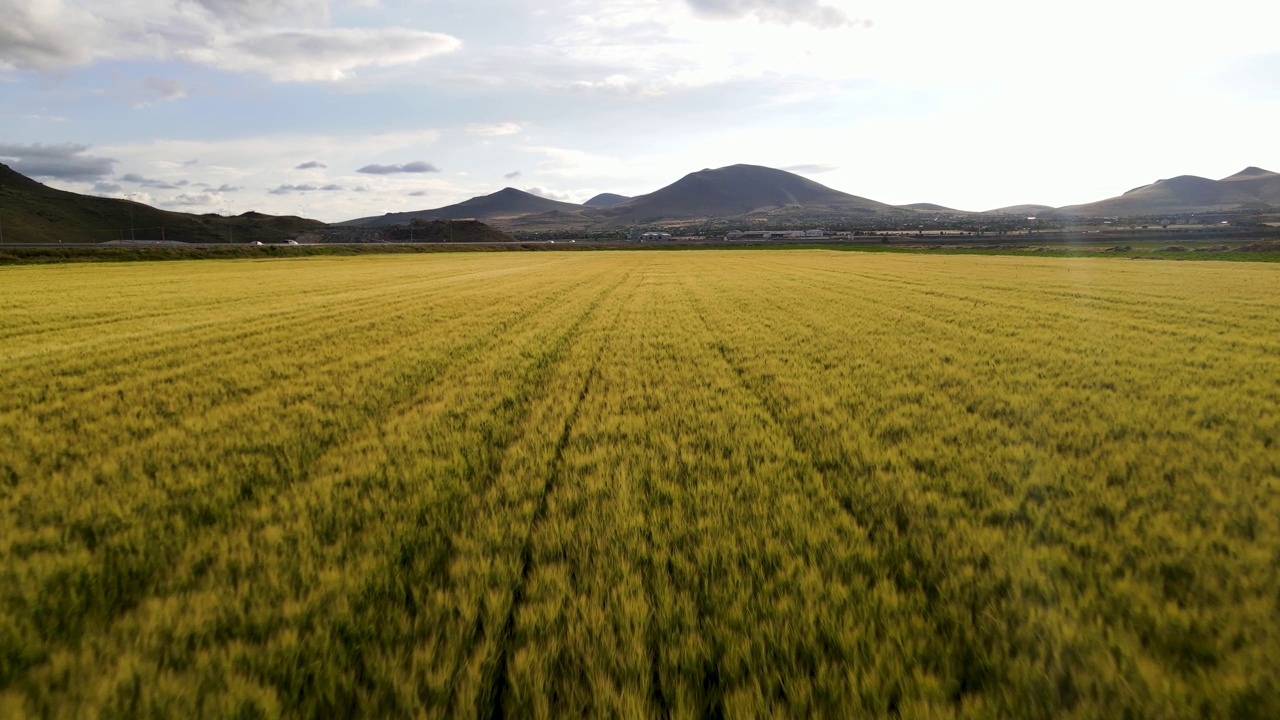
(483, 270, 635, 720)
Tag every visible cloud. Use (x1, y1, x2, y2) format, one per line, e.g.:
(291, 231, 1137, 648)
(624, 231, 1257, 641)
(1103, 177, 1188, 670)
(0, 2, 460, 83)
(93, 182, 124, 194)
(783, 163, 838, 174)
(268, 183, 344, 194)
(0, 2, 98, 70)
(504, 171, 522, 179)
(295, 160, 327, 169)
(82, 129, 447, 221)
(147, 77, 187, 100)
(357, 161, 440, 174)
(0, 142, 116, 180)
(524, 186, 574, 202)
(191, 0, 331, 28)
(121, 172, 189, 189)
(683, 0, 852, 28)
(168, 192, 224, 206)
(22, 113, 67, 122)
(466, 122, 523, 136)
(182, 28, 462, 82)
(408, 190, 429, 196)
(570, 74, 668, 97)
(527, 146, 636, 180)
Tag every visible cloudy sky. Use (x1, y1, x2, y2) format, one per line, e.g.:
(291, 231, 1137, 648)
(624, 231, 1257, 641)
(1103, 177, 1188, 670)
(2, 0, 1278, 221)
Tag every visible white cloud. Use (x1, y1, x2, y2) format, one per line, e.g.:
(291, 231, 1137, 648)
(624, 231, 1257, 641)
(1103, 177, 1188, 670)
(523, 186, 575, 202)
(0, 1, 460, 83)
(169, 192, 225, 206)
(683, 0, 852, 28)
(527, 146, 641, 180)
(466, 122, 524, 136)
(182, 28, 461, 82)
(783, 164, 837, 175)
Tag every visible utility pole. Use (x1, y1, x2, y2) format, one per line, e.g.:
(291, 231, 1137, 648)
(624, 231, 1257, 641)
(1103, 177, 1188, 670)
(0, 184, 5, 244)
(128, 193, 137, 241)
(226, 205, 233, 243)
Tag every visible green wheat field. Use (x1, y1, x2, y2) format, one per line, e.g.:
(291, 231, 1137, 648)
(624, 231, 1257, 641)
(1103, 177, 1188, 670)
(2, 251, 1278, 718)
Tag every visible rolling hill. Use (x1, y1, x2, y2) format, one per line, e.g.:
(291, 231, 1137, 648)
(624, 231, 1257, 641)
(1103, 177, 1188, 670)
(1219, 166, 1280, 205)
(339, 188, 583, 227)
(595, 164, 897, 224)
(901, 202, 968, 213)
(986, 204, 1054, 216)
(583, 193, 631, 207)
(1053, 168, 1280, 216)
(0, 163, 322, 244)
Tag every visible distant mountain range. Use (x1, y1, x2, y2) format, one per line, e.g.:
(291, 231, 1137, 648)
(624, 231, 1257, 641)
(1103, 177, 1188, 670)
(342, 164, 1280, 229)
(4, 161, 1277, 243)
(339, 164, 894, 228)
(0, 163, 322, 244)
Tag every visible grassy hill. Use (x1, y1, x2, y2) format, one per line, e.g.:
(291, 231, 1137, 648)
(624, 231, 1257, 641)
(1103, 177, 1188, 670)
(0, 163, 322, 244)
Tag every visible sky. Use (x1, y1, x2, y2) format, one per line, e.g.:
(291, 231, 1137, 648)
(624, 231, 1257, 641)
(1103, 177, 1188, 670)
(2, 0, 1278, 222)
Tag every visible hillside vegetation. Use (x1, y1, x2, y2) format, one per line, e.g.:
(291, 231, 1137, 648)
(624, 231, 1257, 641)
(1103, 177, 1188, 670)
(1, 252, 1278, 718)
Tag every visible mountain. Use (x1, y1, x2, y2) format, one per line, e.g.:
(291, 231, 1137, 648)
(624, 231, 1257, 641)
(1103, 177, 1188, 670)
(0, 164, 321, 244)
(584, 193, 630, 207)
(597, 164, 896, 224)
(340, 188, 582, 227)
(986, 204, 1054, 215)
(1219, 166, 1280, 205)
(1054, 169, 1279, 216)
(901, 202, 968, 213)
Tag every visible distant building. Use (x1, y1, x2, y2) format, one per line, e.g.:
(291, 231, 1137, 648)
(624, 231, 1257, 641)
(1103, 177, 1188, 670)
(640, 232, 673, 241)
(724, 229, 824, 241)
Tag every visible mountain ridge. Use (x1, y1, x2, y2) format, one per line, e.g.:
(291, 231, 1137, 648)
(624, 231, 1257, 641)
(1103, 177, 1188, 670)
(1053, 168, 1279, 216)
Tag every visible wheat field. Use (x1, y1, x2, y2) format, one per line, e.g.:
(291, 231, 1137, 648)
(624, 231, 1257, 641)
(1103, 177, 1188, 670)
(1, 251, 1278, 718)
